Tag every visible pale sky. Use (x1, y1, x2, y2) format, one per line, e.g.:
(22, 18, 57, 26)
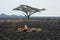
(0, 0, 60, 17)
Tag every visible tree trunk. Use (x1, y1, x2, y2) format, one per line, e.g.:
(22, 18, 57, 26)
(27, 16, 30, 20)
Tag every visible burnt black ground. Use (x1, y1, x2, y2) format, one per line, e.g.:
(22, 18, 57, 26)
(0, 26, 60, 40)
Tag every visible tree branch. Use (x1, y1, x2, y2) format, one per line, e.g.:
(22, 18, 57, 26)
(22, 13, 27, 17)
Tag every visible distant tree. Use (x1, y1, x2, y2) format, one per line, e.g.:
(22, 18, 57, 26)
(13, 5, 46, 20)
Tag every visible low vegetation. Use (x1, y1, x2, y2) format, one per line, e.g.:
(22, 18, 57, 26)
(0, 19, 60, 40)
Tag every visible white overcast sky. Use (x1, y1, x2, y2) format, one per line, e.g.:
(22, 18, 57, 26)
(0, 0, 60, 17)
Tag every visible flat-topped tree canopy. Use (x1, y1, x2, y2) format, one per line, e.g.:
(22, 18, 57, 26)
(13, 4, 46, 20)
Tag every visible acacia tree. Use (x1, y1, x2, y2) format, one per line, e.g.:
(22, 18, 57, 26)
(13, 5, 46, 20)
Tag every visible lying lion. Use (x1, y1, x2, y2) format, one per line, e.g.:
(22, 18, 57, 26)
(17, 25, 43, 32)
